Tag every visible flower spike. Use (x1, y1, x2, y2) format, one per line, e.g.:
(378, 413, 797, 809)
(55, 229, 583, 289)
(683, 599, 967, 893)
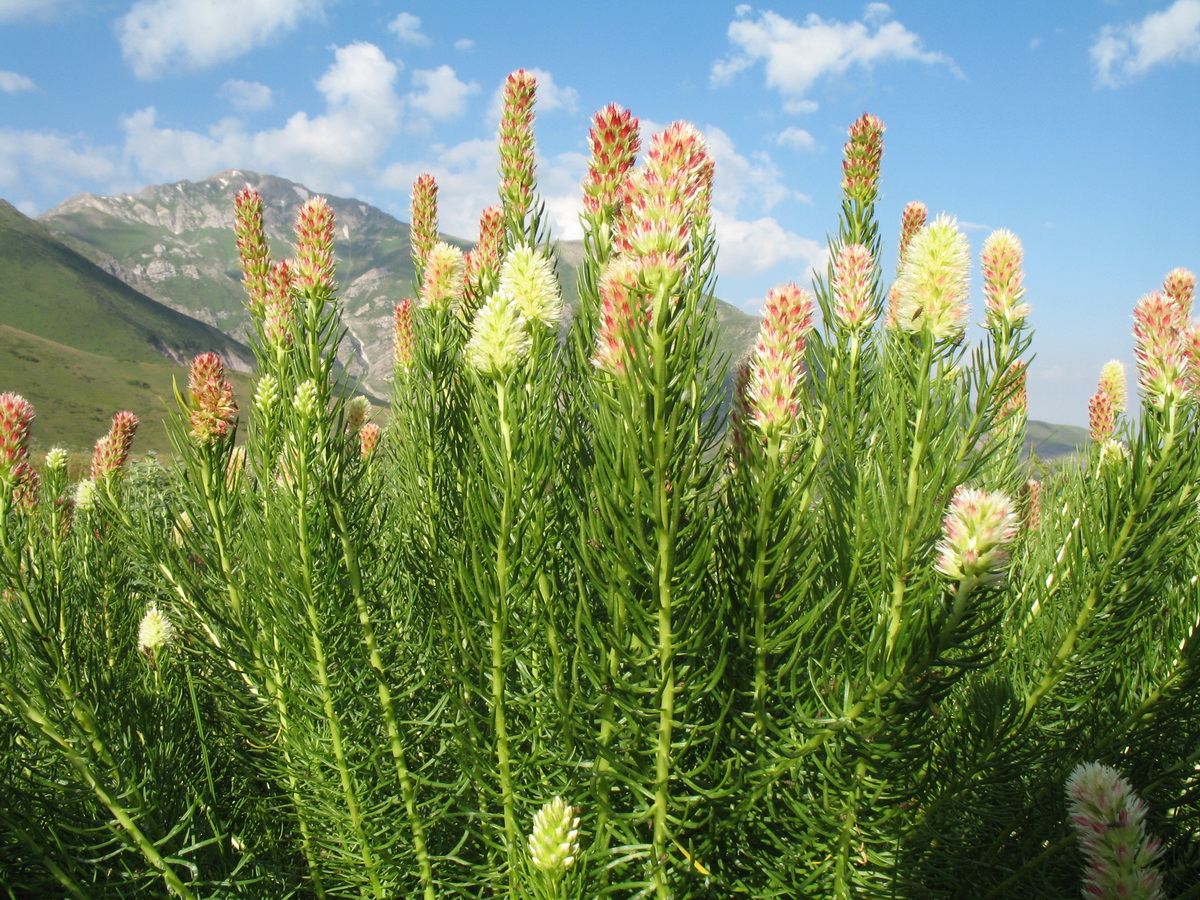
(892, 214, 970, 341)
(234, 188, 271, 315)
(841, 113, 885, 204)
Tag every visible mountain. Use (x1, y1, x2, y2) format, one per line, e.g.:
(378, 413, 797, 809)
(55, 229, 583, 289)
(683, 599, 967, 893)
(38, 170, 762, 397)
(39, 171, 465, 396)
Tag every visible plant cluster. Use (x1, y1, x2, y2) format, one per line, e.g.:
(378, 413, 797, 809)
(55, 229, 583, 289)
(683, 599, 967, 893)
(2, 69, 1199, 899)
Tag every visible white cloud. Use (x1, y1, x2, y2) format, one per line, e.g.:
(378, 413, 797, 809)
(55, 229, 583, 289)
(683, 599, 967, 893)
(0, 129, 122, 205)
(1092, 0, 1200, 86)
(776, 126, 816, 151)
(387, 12, 429, 47)
(219, 79, 273, 112)
(122, 42, 404, 192)
(0, 71, 36, 93)
(380, 139, 589, 242)
(703, 125, 804, 213)
(0, 0, 68, 20)
(711, 209, 826, 284)
(712, 4, 959, 112)
(455, 38, 475, 51)
(117, 0, 327, 79)
(407, 65, 478, 120)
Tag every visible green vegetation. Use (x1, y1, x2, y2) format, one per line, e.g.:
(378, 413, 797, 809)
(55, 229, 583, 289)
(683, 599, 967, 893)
(2, 77, 1164, 900)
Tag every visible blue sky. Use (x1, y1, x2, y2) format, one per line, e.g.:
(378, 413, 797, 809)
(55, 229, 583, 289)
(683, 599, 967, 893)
(2, 0, 1198, 426)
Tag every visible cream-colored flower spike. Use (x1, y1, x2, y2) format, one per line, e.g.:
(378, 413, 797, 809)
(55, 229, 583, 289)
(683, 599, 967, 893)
(527, 796, 581, 876)
(893, 214, 970, 341)
(465, 291, 531, 378)
(934, 487, 1017, 588)
(498, 244, 562, 328)
(137, 604, 176, 656)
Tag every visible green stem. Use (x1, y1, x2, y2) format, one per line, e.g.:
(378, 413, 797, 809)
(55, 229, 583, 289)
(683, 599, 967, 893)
(886, 339, 935, 657)
(491, 379, 518, 890)
(331, 495, 437, 899)
(649, 283, 676, 899)
(296, 457, 384, 898)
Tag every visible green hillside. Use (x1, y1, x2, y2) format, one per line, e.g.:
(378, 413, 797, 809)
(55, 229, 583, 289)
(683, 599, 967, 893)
(0, 323, 255, 458)
(0, 199, 251, 369)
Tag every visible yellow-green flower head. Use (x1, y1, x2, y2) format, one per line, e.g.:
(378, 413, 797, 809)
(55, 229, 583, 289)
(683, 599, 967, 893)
(465, 291, 531, 378)
(894, 214, 971, 341)
(73, 478, 97, 511)
(498, 244, 562, 328)
(345, 395, 371, 434)
(254, 373, 280, 415)
(1099, 360, 1127, 416)
(137, 603, 175, 655)
(294, 380, 320, 420)
(1099, 438, 1130, 470)
(419, 241, 466, 312)
(528, 796, 581, 876)
(44, 446, 69, 472)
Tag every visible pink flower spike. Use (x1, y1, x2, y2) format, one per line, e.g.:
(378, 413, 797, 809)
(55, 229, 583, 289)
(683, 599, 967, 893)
(582, 103, 641, 220)
(393, 298, 415, 371)
(832, 243, 876, 330)
(294, 196, 336, 301)
(1020, 478, 1041, 532)
(1066, 763, 1164, 900)
(886, 202, 928, 328)
(90, 411, 138, 481)
(11, 462, 39, 512)
(358, 423, 381, 459)
(0, 392, 35, 475)
(998, 360, 1028, 423)
(498, 69, 538, 224)
(1162, 267, 1196, 318)
(234, 188, 271, 315)
(465, 205, 505, 301)
(592, 256, 649, 376)
(410, 173, 439, 275)
(1133, 290, 1189, 409)
(897, 202, 928, 270)
(981, 229, 1030, 327)
(841, 113, 885, 204)
(188, 352, 238, 445)
(264, 259, 295, 349)
(746, 283, 814, 443)
(1089, 389, 1117, 444)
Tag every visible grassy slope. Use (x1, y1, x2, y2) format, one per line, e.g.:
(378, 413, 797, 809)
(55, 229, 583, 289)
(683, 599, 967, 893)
(0, 324, 255, 457)
(0, 199, 250, 365)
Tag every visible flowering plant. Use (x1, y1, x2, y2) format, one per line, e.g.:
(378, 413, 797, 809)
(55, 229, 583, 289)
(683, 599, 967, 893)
(1, 72, 1199, 900)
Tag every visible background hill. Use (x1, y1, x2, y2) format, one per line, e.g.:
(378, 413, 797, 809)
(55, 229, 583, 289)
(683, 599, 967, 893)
(0, 198, 251, 371)
(0, 198, 257, 456)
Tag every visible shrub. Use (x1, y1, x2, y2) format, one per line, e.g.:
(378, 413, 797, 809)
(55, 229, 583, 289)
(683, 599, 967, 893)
(1, 70, 1198, 899)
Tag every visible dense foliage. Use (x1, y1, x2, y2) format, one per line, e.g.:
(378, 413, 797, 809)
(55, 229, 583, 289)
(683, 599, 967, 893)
(1, 70, 1197, 899)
